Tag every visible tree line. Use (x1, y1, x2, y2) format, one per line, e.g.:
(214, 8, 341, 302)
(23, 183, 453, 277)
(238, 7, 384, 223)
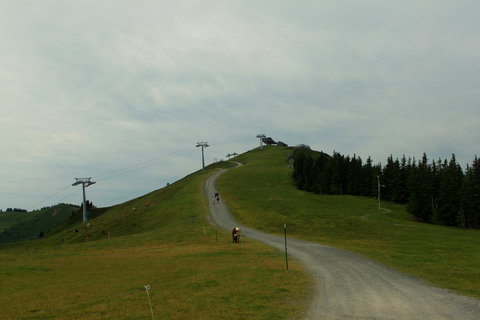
(292, 150, 480, 229)
(2, 208, 28, 213)
(1, 203, 79, 213)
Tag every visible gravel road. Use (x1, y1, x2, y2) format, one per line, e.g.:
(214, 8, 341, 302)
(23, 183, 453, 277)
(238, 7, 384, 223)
(206, 168, 480, 319)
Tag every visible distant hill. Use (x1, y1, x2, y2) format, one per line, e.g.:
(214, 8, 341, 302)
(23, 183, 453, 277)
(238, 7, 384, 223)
(0, 203, 79, 243)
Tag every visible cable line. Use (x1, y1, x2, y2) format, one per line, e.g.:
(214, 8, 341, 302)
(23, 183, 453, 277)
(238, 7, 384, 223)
(24, 137, 254, 210)
(92, 148, 196, 182)
(27, 184, 72, 211)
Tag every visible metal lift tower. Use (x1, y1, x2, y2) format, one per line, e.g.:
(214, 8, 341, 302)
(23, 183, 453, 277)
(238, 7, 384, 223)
(196, 142, 209, 169)
(72, 177, 96, 223)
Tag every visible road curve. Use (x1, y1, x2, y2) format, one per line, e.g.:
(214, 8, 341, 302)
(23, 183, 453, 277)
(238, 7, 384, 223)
(205, 168, 480, 320)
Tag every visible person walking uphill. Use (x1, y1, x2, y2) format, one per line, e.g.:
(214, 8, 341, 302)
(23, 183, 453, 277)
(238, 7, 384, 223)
(232, 227, 241, 243)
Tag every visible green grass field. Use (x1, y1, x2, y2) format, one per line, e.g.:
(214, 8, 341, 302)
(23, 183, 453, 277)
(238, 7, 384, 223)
(217, 146, 480, 298)
(2, 146, 479, 319)
(0, 163, 309, 320)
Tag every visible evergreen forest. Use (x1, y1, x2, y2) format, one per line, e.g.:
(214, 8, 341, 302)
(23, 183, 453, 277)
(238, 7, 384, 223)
(292, 150, 480, 228)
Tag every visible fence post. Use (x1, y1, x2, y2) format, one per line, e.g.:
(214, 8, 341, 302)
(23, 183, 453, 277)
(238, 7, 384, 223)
(284, 224, 289, 271)
(144, 285, 155, 320)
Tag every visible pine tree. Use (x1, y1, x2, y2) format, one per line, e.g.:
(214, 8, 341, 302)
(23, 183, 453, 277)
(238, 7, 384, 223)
(303, 155, 315, 192)
(396, 155, 409, 203)
(346, 155, 363, 195)
(460, 156, 480, 228)
(292, 152, 306, 190)
(362, 156, 375, 197)
(434, 154, 463, 226)
(382, 155, 396, 201)
(408, 154, 434, 222)
(329, 152, 345, 194)
(313, 153, 330, 194)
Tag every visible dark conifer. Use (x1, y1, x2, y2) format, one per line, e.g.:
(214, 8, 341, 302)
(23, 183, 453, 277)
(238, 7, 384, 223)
(461, 156, 480, 227)
(408, 154, 433, 222)
(434, 154, 463, 226)
(292, 152, 306, 189)
(362, 156, 375, 197)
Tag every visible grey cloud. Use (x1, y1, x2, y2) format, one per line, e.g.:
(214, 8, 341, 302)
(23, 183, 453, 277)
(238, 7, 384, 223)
(1, 0, 479, 209)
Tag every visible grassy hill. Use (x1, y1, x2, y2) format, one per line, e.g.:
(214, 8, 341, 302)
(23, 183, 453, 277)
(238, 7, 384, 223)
(1, 145, 479, 319)
(0, 204, 79, 243)
(217, 146, 480, 298)
(0, 160, 309, 320)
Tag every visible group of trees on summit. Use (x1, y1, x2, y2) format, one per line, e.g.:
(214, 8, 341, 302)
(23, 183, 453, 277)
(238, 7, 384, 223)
(292, 151, 480, 229)
(1, 208, 28, 213)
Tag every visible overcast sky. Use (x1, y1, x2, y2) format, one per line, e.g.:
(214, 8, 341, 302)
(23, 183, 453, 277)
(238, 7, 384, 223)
(1, 0, 479, 210)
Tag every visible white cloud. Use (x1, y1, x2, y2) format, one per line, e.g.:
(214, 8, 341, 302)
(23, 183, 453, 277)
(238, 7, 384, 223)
(1, 0, 479, 209)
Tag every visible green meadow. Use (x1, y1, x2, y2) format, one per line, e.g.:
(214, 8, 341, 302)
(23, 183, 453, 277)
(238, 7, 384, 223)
(217, 146, 480, 298)
(0, 164, 309, 320)
(2, 145, 479, 320)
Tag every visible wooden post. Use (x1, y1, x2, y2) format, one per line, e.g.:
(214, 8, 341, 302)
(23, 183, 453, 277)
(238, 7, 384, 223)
(284, 224, 289, 271)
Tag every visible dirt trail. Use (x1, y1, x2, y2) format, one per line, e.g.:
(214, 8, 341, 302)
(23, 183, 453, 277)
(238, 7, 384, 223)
(206, 168, 480, 319)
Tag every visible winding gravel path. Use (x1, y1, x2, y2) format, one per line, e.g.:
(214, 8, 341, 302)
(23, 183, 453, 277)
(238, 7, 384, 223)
(206, 168, 480, 319)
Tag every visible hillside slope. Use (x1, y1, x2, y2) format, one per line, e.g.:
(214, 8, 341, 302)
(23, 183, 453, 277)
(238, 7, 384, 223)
(0, 204, 78, 243)
(0, 160, 309, 320)
(208, 166, 480, 319)
(217, 146, 480, 298)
